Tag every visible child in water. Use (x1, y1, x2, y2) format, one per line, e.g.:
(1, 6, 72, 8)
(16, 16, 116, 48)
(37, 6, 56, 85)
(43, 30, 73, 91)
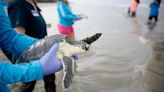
(147, 0, 160, 23)
(57, 0, 86, 39)
(128, 0, 140, 17)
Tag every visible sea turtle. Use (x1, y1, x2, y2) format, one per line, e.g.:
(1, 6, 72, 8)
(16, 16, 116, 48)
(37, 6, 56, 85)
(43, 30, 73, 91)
(16, 33, 102, 89)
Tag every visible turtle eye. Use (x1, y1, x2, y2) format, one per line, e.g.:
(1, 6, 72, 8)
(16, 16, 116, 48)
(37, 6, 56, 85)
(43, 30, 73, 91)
(85, 46, 89, 51)
(85, 47, 89, 51)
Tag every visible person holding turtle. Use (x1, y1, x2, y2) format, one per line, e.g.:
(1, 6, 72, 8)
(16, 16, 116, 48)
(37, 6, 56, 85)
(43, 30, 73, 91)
(6, 0, 56, 92)
(0, 0, 77, 92)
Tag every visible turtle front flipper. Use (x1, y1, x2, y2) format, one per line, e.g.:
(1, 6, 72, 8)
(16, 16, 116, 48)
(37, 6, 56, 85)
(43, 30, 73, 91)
(61, 56, 75, 89)
(81, 33, 102, 44)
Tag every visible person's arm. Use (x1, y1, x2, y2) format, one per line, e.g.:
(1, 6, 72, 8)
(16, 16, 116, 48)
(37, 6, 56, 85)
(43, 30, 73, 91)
(0, 3, 37, 54)
(0, 2, 43, 83)
(8, 1, 27, 35)
(0, 60, 43, 84)
(0, 43, 66, 84)
(0, 1, 65, 84)
(58, 2, 80, 20)
(14, 27, 26, 34)
(158, 3, 160, 8)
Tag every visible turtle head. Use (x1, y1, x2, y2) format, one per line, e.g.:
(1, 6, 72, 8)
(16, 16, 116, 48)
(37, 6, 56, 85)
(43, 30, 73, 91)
(75, 41, 90, 52)
(71, 40, 90, 54)
(63, 33, 102, 54)
(63, 38, 90, 54)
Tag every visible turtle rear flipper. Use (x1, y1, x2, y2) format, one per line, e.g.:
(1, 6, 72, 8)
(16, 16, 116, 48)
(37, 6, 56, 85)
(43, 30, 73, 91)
(61, 56, 75, 89)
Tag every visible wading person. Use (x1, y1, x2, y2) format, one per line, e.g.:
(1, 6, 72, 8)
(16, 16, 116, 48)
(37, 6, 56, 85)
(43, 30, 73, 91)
(57, 0, 84, 39)
(147, 0, 160, 24)
(128, 0, 140, 17)
(7, 0, 56, 92)
(0, 0, 78, 91)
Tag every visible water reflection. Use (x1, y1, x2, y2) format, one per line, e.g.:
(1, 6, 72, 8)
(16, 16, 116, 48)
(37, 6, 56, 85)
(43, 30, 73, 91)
(147, 21, 157, 31)
(131, 18, 141, 36)
(145, 31, 164, 92)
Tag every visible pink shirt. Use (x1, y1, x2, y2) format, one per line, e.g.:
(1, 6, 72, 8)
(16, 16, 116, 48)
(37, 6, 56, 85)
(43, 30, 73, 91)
(130, 0, 138, 12)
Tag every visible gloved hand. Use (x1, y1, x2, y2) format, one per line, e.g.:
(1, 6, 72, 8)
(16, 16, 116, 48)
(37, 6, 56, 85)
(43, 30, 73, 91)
(40, 43, 78, 75)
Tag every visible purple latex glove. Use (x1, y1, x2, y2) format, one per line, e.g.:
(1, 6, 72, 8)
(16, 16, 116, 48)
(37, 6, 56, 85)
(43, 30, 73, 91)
(40, 43, 78, 75)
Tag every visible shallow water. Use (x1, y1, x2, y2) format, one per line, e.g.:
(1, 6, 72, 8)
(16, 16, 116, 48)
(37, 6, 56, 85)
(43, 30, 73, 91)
(42, 1, 164, 92)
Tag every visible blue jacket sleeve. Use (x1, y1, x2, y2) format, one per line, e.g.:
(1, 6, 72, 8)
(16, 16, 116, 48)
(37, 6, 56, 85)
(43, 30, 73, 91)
(0, 1, 43, 85)
(0, 84, 11, 92)
(0, 1, 37, 54)
(58, 2, 79, 20)
(0, 60, 44, 84)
